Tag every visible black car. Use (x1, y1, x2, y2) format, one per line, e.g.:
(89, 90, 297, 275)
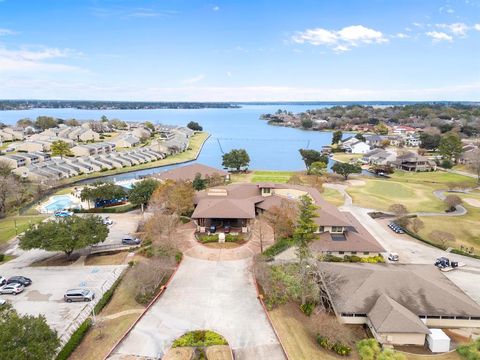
(122, 236, 141, 245)
(209, 225, 217, 233)
(7, 276, 32, 287)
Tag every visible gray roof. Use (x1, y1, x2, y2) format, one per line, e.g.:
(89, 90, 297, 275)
(368, 294, 430, 334)
(320, 263, 480, 318)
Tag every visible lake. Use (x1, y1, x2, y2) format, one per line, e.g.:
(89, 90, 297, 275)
(1, 104, 354, 180)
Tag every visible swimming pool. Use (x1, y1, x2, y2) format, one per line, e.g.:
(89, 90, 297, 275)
(44, 195, 77, 213)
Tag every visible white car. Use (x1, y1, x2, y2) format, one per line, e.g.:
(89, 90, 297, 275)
(0, 276, 6, 286)
(388, 252, 399, 261)
(102, 217, 113, 225)
(0, 299, 6, 306)
(0, 283, 24, 295)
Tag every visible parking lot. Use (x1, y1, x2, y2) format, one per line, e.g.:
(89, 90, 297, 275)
(99, 212, 143, 245)
(0, 265, 125, 335)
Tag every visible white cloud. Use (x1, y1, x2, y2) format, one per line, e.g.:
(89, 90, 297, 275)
(226, 71, 232, 77)
(212, 6, 220, 11)
(0, 28, 14, 36)
(436, 22, 469, 36)
(0, 46, 82, 73)
(181, 74, 206, 84)
(475, 24, 480, 31)
(426, 31, 453, 42)
(394, 33, 410, 39)
(292, 25, 387, 52)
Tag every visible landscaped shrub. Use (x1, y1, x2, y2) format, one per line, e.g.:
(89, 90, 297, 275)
(93, 275, 123, 314)
(175, 251, 183, 264)
(198, 234, 218, 243)
(0, 254, 4, 262)
(262, 238, 294, 259)
(441, 159, 453, 169)
(344, 255, 362, 262)
(357, 339, 380, 360)
(360, 255, 385, 263)
(300, 302, 315, 316)
(225, 234, 244, 242)
(323, 254, 385, 263)
(317, 335, 351, 356)
(172, 330, 228, 348)
(323, 254, 344, 262)
(55, 318, 92, 360)
(457, 338, 480, 360)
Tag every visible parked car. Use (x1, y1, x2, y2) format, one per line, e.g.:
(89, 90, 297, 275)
(64, 289, 95, 303)
(0, 283, 24, 295)
(224, 225, 231, 234)
(435, 257, 450, 269)
(0, 298, 6, 306)
(121, 236, 141, 245)
(54, 210, 73, 217)
(7, 276, 32, 287)
(388, 222, 404, 234)
(209, 225, 217, 233)
(102, 217, 113, 225)
(388, 252, 399, 261)
(0, 276, 6, 286)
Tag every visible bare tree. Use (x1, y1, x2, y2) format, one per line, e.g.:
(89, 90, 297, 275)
(467, 149, 480, 182)
(142, 212, 180, 253)
(444, 194, 462, 211)
(252, 214, 270, 253)
(410, 218, 424, 233)
(429, 230, 455, 248)
(263, 199, 298, 242)
(388, 203, 408, 217)
(131, 258, 175, 304)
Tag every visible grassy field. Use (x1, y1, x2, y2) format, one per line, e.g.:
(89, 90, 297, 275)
(331, 153, 363, 163)
(405, 352, 461, 360)
(251, 170, 295, 183)
(0, 215, 47, 245)
(60, 132, 209, 184)
(0, 255, 14, 264)
(322, 187, 345, 206)
(346, 171, 476, 213)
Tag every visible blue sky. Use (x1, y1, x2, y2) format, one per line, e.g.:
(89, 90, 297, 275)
(0, 0, 479, 101)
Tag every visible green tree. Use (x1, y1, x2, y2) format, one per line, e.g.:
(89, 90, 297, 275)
(301, 118, 313, 129)
(128, 178, 160, 212)
(50, 140, 72, 158)
(16, 118, 34, 128)
(0, 163, 15, 218)
(419, 133, 441, 150)
(144, 121, 155, 132)
(308, 161, 327, 176)
(192, 173, 207, 191)
(355, 133, 366, 142)
(20, 215, 108, 258)
(35, 116, 58, 130)
(100, 115, 109, 122)
(222, 149, 250, 172)
(332, 130, 343, 145)
(187, 121, 203, 131)
(64, 118, 79, 126)
(331, 162, 362, 180)
(298, 149, 329, 170)
(80, 182, 127, 208)
(438, 132, 463, 162)
(293, 195, 318, 306)
(0, 303, 60, 359)
(374, 122, 389, 135)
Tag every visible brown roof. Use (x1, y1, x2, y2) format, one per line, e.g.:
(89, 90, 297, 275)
(152, 163, 228, 182)
(192, 198, 255, 219)
(368, 294, 430, 334)
(320, 263, 480, 318)
(310, 228, 385, 253)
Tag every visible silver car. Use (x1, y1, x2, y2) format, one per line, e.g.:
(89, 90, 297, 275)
(0, 283, 24, 295)
(64, 289, 95, 303)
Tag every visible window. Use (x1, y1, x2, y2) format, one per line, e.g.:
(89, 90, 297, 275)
(455, 316, 469, 320)
(262, 188, 271, 194)
(441, 316, 454, 319)
(363, 252, 369, 255)
(327, 251, 332, 255)
(332, 226, 343, 233)
(339, 251, 345, 255)
(319, 226, 325, 233)
(351, 251, 357, 255)
(341, 313, 354, 317)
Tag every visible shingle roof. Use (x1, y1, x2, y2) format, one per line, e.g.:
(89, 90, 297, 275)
(153, 163, 228, 182)
(368, 294, 430, 334)
(192, 198, 255, 219)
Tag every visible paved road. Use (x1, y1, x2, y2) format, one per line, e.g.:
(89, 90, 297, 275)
(113, 256, 285, 360)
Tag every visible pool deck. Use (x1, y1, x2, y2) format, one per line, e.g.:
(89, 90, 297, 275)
(38, 194, 85, 214)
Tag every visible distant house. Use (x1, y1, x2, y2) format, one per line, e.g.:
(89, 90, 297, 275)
(459, 144, 479, 164)
(16, 140, 52, 152)
(71, 142, 115, 157)
(131, 127, 151, 140)
(112, 135, 140, 148)
(341, 137, 371, 154)
(392, 125, 416, 135)
(1, 127, 25, 140)
(362, 148, 396, 165)
(152, 163, 229, 183)
(320, 263, 480, 346)
(390, 152, 436, 172)
(405, 136, 421, 147)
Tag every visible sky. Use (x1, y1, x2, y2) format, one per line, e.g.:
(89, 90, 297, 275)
(0, 0, 479, 101)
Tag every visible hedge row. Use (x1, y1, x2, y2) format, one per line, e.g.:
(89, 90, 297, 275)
(55, 318, 92, 360)
(94, 275, 123, 314)
(263, 238, 295, 259)
(317, 335, 351, 356)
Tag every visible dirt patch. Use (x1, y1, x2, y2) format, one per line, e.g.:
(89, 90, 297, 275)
(26, 290, 51, 301)
(347, 179, 366, 186)
(31, 253, 79, 267)
(162, 347, 195, 360)
(463, 198, 480, 208)
(85, 251, 130, 265)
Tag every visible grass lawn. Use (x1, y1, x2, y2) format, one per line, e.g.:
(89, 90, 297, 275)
(322, 187, 345, 207)
(0, 255, 14, 265)
(405, 352, 461, 360)
(347, 178, 446, 213)
(390, 171, 476, 186)
(251, 170, 295, 183)
(60, 132, 209, 184)
(0, 215, 47, 245)
(416, 203, 480, 252)
(331, 153, 363, 163)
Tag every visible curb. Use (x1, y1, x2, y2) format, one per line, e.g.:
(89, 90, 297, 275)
(102, 258, 183, 360)
(251, 263, 290, 360)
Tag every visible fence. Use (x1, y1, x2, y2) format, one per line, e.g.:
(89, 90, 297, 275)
(59, 266, 125, 347)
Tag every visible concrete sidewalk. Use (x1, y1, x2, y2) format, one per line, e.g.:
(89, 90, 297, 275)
(112, 256, 285, 360)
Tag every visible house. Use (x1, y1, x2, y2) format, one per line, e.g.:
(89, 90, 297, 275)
(152, 163, 229, 182)
(192, 182, 385, 257)
(362, 149, 397, 165)
(131, 127, 151, 139)
(16, 141, 52, 152)
(364, 135, 387, 147)
(0, 154, 27, 168)
(71, 142, 115, 157)
(459, 144, 479, 164)
(392, 125, 416, 135)
(58, 126, 101, 142)
(341, 137, 371, 154)
(319, 263, 480, 346)
(0, 130, 15, 142)
(390, 152, 436, 172)
(1, 127, 24, 140)
(112, 135, 140, 148)
(405, 135, 421, 147)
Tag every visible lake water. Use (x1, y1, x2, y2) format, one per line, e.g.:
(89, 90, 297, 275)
(1, 104, 356, 180)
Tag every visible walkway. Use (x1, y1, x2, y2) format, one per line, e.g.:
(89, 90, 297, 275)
(111, 256, 285, 360)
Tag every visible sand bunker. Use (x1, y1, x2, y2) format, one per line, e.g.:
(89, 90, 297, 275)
(347, 180, 366, 186)
(463, 198, 480, 208)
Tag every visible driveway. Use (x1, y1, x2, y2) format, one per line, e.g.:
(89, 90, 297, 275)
(112, 256, 285, 360)
(98, 212, 143, 245)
